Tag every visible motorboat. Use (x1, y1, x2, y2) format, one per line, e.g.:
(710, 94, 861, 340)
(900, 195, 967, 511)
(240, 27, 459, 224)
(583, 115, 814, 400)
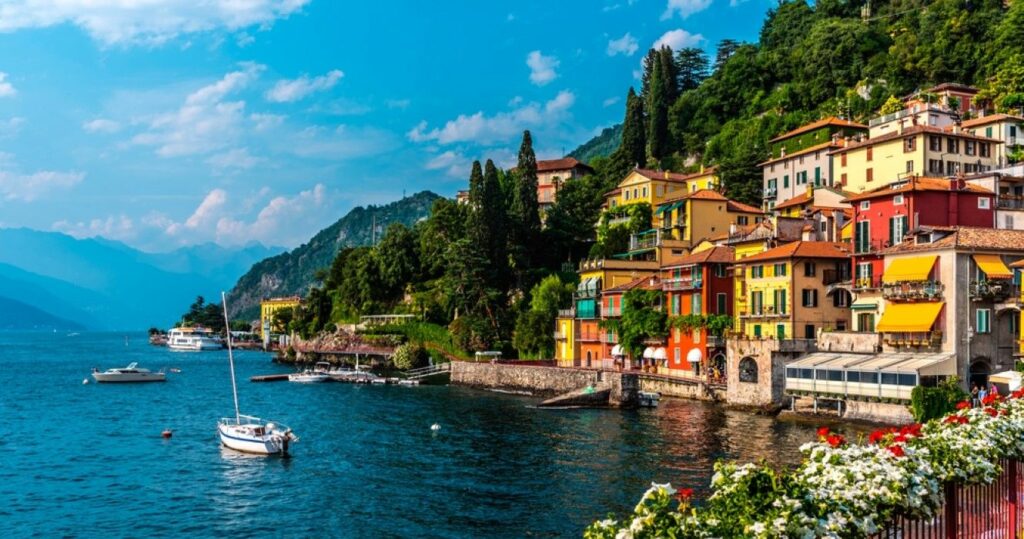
(217, 292, 298, 456)
(91, 362, 166, 383)
(638, 391, 661, 408)
(288, 371, 330, 383)
(167, 326, 224, 351)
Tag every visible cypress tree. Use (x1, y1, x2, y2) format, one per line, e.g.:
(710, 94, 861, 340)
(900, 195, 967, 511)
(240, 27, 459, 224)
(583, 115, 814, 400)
(647, 55, 670, 163)
(658, 45, 679, 104)
(508, 130, 541, 286)
(482, 159, 509, 290)
(640, 48, 658, 109)
(618, 87, 647, 170)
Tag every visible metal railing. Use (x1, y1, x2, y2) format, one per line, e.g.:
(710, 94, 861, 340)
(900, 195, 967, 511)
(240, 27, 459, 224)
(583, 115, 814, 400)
(997, 197, 1024, 210)
(604, 307, 622, 317)
(854, 238, 890, 254)
(557, 308, 575, 318)
(970, 280, 1017, 301)
(576, 332, 602, 342)
(883, 280, 945, 301)
(854, 275, 884, 290)
(822, 269, 851, 286)
(881, 331, 944, 348)
(663, 277, 703, 291)
(553, 331, 566, 340)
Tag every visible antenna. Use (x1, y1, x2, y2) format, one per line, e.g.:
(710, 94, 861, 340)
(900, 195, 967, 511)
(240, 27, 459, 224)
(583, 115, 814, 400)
(221, 291, 240, 424)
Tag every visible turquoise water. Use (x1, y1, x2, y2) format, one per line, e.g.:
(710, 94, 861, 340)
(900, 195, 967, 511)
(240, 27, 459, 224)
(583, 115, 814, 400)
(1, 332, 830, 537)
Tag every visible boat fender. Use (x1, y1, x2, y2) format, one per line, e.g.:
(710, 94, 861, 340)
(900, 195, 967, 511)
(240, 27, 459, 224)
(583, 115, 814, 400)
(161, 429, 173, 438)
(430, 423, 441, 432)
(82, 378, 89, 385)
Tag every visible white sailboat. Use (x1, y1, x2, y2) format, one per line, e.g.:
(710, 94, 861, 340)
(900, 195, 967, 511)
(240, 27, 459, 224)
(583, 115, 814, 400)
(216, 292, 297, 456)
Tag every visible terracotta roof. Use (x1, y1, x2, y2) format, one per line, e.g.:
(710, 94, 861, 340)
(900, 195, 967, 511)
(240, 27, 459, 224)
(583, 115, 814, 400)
(773, 186, 852, 212)
(735, 241, 851, 264)
(632, 166, 718, 183)
(727, 199, 763, 214)
(961, 113, 1024, 129)
(927, 83, 979, 94)
(537, 157, 594, 173)
(842, 176, 993, 202)
(759, 140, 842, 166)
(660, 188, 728, 205)
(769, 117, 867, 143)
(830, 125, 1002, 155)
(604, 187, 622, 196)
(603, 275, 661, 293)
(883, 226, 1024, 255)
(661, 246, 735, 269)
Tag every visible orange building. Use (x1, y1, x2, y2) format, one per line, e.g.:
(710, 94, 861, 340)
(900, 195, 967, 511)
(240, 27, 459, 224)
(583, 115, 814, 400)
(662, 246, 734, 380)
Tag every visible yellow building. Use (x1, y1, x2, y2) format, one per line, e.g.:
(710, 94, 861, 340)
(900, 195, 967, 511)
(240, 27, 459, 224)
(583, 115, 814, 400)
(656, 190, 763, 243)
(260, 296, 302, 338)
(554, 315, 577, 367)
(830, 125, 1001, 194)
(605, 167, 719, 209)
(732, 241, 852, 340)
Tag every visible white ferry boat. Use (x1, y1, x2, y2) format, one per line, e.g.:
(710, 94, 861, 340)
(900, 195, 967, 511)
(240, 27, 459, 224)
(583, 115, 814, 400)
(167, 327, 224, 351)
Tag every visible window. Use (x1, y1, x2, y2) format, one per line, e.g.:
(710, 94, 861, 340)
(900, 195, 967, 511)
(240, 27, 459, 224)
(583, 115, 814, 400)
(947, 138, 959, 154)
(774, 289, 787, 314)
(691, 292, 702, 315)
(633, 188, 638, 199)
(929, 136, 942, 151)
(836, 320, 846, 331)
(715, 264, 727, 278)
(1012, 125, 1018, 138)
(866, 168, 874, 183)
(776, 324, 786, 339)
(802, 289, 818, 307)
(840, 173, 847, 185)
(716, 293, 727, 314)
(753, 324, 762, 337)
(847, 370, 861, 383)
(841, 153, 847, 167)
(890, 215, 908, 245)
(860, 201, 870, 210)
(867, 146, 873, 161)
(833, 290, 848, 307)
(898, 374, 917, 387)
(751, 291, 763, 314)
(904, 138, 916, 152)
(986, 126, 993, 138)
(881, 372, 899, 385)
(751, 265, 764, 279)
(979, 197, 991, 209)
(805, 325, 817, 340)
(814, 167, 821, 186)
(624, 191, 630, 201)
(893, 194, 904, 205)
(737, 216, 749, 225)
(977, 308, 991, 334)
(928, 159, 943, 174)
(671, 294, 680, 315)
(804, 262, 816, 277)
(906, 160, 914, 172)
(799, 156, 804, 164)
(674, 347, 681, 365)
(642, 186, 647, 197)
(783, 174, 790, 188)
(739, 358, 758, 383)
(855, 221, 871, 254)
(965, 140, 976, 156)
(981, 143, 990, 158)
(774, 263, 787, 276)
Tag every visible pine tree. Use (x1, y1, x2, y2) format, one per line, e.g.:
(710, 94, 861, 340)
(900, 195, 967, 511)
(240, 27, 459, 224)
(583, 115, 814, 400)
(675, 47, 709, 92)
(508, 130, 541, 287)
(640, 48, 659, 108)
(647, 54, 671, 163)
(616, 87, 647, 170)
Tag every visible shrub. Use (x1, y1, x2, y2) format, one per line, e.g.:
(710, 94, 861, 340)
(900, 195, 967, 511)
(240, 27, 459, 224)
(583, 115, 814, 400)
(392, 343, 427, 370)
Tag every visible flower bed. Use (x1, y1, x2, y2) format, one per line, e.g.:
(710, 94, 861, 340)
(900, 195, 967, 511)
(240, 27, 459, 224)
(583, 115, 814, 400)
(585, 391, 1024, 538)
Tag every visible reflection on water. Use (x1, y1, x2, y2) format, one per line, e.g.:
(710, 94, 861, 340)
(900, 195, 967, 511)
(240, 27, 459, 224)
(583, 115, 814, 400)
(0, 331, 867, 537)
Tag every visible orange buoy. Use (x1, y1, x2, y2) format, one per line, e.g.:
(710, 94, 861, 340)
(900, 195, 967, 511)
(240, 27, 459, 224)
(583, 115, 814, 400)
(161, 429, 173, 438)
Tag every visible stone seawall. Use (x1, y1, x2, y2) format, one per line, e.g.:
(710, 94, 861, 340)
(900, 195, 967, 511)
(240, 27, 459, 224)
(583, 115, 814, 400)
(638, 376, 726, 402)
(450, 362, 601, 397)
(843, 400, 914, 424)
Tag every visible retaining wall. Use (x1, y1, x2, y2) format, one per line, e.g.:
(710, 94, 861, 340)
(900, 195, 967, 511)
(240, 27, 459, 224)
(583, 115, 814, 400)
(843, 400, 914, 424)
(450, 362, 601, 396)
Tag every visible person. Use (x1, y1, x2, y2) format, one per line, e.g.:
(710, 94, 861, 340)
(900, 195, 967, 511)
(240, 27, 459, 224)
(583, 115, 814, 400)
(979, 385, 988, 404)
(990, 383, 999, 398)
(971, 383, 980, 407)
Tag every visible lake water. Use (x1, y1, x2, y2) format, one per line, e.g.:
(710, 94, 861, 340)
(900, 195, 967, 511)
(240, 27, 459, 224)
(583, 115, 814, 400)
(1, 332, 842, 537)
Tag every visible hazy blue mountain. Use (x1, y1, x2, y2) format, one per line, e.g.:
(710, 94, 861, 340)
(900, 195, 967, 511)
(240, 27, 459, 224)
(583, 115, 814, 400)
(0, 228, 281, 330)
(227, 191, 441, 319)
(0, 295, 83, 330)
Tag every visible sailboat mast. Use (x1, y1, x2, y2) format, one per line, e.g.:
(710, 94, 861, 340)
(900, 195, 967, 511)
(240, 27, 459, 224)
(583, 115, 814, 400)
(221, 291, 241, 423)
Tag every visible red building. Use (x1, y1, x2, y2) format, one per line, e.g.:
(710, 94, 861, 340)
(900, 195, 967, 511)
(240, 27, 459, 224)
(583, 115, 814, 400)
(845, 176, 995, 289)
(661, 246, 734, 380)
(599, 276, 661, 370)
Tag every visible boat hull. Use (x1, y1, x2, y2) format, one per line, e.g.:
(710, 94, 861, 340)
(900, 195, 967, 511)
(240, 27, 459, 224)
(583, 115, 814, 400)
(217, 424, 289, 455)
(288, 374, 330, 383)
(92, 372, 166, 383)
(168, 340, 223, 351)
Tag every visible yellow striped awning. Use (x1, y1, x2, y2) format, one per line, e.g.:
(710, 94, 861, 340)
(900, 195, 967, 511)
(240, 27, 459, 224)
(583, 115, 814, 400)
(882, 255, 937, 284)
(973, 254, 1012, 280)
(876, 302, 944, 333)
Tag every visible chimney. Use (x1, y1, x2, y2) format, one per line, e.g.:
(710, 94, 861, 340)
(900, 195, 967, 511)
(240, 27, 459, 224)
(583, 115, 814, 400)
(664, 170, 669, 179)
(780, 147, 787, 158)
(831, 132, 840, 144)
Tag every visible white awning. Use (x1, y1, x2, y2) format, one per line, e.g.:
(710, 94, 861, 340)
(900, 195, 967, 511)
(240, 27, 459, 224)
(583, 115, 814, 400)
(991, 371, 1023, 391)
(610, 345, 623, 357)
(642, 347, 655, 359)
(686, 348, 702, 363)
(786, 352, 956, 376)
(653, 347, 667, 360)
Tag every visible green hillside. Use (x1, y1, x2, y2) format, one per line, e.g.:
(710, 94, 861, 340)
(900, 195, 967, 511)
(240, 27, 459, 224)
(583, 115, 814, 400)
(568, 124, 622, 164)
(227, 191, 441, 319)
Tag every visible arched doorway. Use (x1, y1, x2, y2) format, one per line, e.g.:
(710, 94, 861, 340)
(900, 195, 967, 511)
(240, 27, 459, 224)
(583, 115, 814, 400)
(969, 358, 991, 389)
(711, 353, 726, 383)
(739, 357, 758, 383)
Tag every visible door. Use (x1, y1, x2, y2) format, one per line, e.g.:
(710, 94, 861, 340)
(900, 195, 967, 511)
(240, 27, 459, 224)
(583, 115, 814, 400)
(776, 324, 786, 340)
(858, 313, 875, 332)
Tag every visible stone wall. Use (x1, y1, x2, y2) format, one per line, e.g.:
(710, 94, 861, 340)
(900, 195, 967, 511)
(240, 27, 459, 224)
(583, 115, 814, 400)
(638, 376, 725, 401)
(726, 338, 809, 408)
(450, 362, 600, 396)
(817, 331, 881, 354)
(843, 400, 914, 424)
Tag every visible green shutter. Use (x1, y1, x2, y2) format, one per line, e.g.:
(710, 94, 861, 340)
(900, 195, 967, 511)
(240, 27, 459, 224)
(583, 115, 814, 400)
(814, 167, 821, 186)
(784, 175, 789, 188)
(888, 217, 895, 247)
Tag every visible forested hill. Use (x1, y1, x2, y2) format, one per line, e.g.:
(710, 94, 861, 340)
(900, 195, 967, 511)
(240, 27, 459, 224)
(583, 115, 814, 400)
(578, 0, 1024, 205)
(569, 124, 622, 163)
(227, 191, 441, 318)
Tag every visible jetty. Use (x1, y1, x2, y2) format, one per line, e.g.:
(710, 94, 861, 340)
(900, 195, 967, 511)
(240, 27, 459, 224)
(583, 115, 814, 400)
(250, 373, 290, 382)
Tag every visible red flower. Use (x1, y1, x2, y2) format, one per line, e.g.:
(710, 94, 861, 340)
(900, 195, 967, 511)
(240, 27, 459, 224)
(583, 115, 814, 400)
(982, 393, 1003, 406)
(826, 434, 846, 448)
(944, 415, 969, 425)
(675, 487, 694, 501)
(889, 445, 905, 458)
(956, 400, 971, 410)
(893, 434, 908, 443)
(1012, 389, 1024, 400)
(868, 429, 887, 445)
(899, 423, 922, 438)
(984, 407, 999, 417)
(817, 426, 831, 438)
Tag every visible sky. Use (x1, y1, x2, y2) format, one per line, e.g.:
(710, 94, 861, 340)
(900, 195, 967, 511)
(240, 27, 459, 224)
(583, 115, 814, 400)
(0, 0, 774, 252)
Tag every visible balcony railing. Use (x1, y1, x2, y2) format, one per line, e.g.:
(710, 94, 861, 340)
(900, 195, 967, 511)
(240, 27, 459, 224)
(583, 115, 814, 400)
(882, 280, 944, 301)
(854, 238, 889, 255)
(763, 187, 777, 199)
(557, 308, 575, 318)
(604, 307, 622, 317)
(739, 305, 789, 319)
(629, 231, 661, 251)
(853, 275, 883, 290)
(822, 269, 851, 286)
(577, 332, 602, 342)
(663, 277, 703, 291)
(553, 331, 566, 340)
(881, 331, 943, 349)
(970, 280, 1016, 301)
(997, 197, 1024, 210)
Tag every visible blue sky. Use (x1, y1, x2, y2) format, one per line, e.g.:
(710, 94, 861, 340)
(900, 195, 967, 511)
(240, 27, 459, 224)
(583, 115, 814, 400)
(0, 0, 773, 251)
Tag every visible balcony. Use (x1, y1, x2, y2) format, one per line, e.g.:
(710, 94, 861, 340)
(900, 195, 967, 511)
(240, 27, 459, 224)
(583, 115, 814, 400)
(663, 277, 703, 291)
(706, 335, 725, 348)
(763, 187, 777, 199)
(997, 197, 1024, 210)
(557, 308, 575, 318)
(604, 307, 622, 317)
(970, 280, 1016, 301)
(882, 280, 944, 301)
(822, 269, 851, 286)
(739, 305, 789, 319)
(854, 238, 890, 255)
(577, 332, 602, 342)
(881, 331, 943, 350)
(853, 275, 883, 290)
(629, 230, 661, 251)
(553, 331, 566, 340)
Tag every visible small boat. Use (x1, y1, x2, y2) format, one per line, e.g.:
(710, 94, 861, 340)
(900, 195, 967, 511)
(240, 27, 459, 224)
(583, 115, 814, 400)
(91, 362, 166, 383)
(167, 326, 224, 351)
(638, 391, 661, 408)
(288, 371, 330, 383)
(217, 292, 298, 456)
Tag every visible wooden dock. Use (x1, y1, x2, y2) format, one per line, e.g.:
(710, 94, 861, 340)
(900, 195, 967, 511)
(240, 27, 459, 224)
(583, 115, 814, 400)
(250, 373, 290, 382)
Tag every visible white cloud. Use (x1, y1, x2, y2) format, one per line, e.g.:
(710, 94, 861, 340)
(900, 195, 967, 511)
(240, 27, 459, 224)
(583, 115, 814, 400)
(408, 91, 575, 145)
(286, 124, 395, 160)
(0, 72, 15, 97)
(0, 168, 84, 202)
(206, 147, 264, 171)
(603, 96, 621, 107)
(526, 51, 559, 86)
(425, 150, 472, 178)
(250, 112, 285, 131)
(661, 0, 712, 19)
(212, 184, 330, 247)
(53, 215, 135, 242)
(82, 118, 121, 134)
(235, 32, 255, 47)
(386, 99, 410, 109)
(607, 33, 639, 56)
(132, 63, 263, 157)
(0, 117, 24, 138)
(266, 69, 343, 103)
(0, 0, 310, 46)
(653, 29, 705, 51)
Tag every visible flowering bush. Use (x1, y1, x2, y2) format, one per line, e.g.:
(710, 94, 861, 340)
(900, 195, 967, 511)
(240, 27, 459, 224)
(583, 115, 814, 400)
(585, 389, 1024, 538)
